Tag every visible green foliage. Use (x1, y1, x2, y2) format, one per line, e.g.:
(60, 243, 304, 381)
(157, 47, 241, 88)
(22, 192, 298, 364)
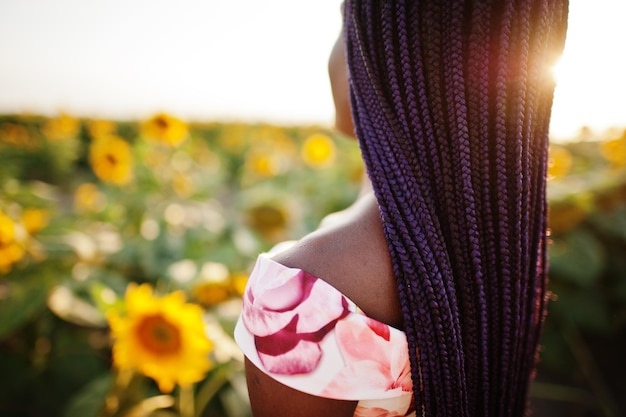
(541, 134, 626, 415)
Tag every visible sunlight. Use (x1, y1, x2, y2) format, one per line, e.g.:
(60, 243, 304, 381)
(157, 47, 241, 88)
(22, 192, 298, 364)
(549, 0, 626, 140)
(0, 0, 624, 139)
(551, 59, 566, 85)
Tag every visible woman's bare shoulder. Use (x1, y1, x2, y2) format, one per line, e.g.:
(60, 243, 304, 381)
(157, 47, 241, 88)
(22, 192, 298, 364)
(271, 194, 403, 329)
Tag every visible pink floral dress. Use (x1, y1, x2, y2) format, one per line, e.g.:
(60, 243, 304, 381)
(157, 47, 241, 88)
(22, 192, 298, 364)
(234, 252, 415, 417)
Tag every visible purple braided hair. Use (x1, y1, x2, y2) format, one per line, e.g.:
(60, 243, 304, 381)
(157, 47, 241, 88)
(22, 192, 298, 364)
(343, 0, 568, 415)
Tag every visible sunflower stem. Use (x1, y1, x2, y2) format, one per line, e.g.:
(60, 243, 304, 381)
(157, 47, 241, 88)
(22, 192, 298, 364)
(178, 384, 194, 417)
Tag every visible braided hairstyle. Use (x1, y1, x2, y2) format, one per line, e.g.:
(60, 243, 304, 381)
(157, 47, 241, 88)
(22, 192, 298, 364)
(343, 0, 568, 415)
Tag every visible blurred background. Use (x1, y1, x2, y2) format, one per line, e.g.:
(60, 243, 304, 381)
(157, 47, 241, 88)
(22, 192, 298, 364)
(1, 0, 626, 138)
(0, 1, 625, 416)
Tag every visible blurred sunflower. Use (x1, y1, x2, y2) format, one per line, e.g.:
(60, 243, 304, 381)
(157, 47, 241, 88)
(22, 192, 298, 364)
(74, 183, 106, 213)
(141, 113, 188, 147)
(0, 211, 24, 274)
(548, 203, 588, 234)
(41, 113, 80, 141)
(192, 262, 232, 307)
(600, 135, 626, 168)
(245, 148, 282, 177)
(107, 283, 213, 393)
(547, 144, 573, 180)
(230, 272, 249, 297)
(220, 122, 247, 153)
(172, 172, 195, 198)
(89, 136, 133, 186)
(21, 208, 49, 235)
(143, 147, 169, 170)
(301, 133, 336, 168)
(254, 125, 297, 156)
(87, 119, 116, 140)
(192, 281, 231, 308)
(19, 208, 48, 263)
(0, 123, 38, 150)
(245, 203, 288, 241)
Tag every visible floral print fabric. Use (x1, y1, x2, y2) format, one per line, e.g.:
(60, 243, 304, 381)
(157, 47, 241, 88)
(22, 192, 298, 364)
(234, 254, 415, 417)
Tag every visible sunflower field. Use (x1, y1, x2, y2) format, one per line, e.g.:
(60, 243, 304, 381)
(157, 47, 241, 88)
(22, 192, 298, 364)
(0, 113, 625, 417)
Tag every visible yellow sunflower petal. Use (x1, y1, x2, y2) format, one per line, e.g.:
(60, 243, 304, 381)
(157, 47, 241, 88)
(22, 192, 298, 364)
(22, 208, 49, 235)
(74, 183, 106, 213)
(41, 113, 80, 141)
(547, 144, 573, 180)
(0, 211, 16, 245)
(600, 137, 626, 167)
(125, 283, 157, 316)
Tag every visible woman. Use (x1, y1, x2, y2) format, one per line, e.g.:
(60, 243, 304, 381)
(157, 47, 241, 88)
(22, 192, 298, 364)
(235, 1, 569, 416)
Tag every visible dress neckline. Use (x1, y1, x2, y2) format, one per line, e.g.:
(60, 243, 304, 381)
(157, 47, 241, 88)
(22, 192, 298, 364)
(258, 253, 406, 334)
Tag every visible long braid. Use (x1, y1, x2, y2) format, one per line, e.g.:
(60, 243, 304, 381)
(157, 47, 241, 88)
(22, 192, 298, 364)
(464, 1, 494, 411)
(521, 2, 570, 409)
(488, 3, 517, 411)
(344, 1, 568, 415)
(441, 1, 485, 410)
(506, 3, 534, 410)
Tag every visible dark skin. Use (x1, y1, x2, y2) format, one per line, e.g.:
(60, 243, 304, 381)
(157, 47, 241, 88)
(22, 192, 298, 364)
(243, 29, 402, 417)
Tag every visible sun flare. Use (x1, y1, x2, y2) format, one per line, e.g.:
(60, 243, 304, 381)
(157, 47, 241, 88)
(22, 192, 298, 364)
(549, 0, 626, 140)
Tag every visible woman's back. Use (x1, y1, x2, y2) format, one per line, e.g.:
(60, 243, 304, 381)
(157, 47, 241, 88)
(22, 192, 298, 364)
(236, 190, 415, 416)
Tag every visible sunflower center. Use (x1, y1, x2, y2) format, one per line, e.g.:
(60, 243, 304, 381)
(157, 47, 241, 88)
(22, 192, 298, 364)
(136, 314, 182, 355)
(106, 153, 118, 165)
(155, 116, 169, 131)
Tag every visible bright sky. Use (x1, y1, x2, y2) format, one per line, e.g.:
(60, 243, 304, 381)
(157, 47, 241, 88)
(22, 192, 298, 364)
(0, 0, 624, 140)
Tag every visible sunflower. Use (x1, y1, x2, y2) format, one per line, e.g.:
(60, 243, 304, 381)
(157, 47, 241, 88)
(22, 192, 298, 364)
(600, 136, 626, 168)
(301, 133, 336, 168)
(107, 283, 213, 393)
(172, 172, 195, 198)
(140, 113, 188, 147)
(547, 144, 573, 180)
(191, 262, 232, 307)
(245, 203, 288, 241)
(219, 122, 247, 153)
(245, 148, 282, 177)
(89, 136, 133, 185)
(41, 113, 80, 141)
(0, 211, 24, 274)
(21, 208, 49, 235)
(230, 272, 249, 297)
(87, 119, 117, 140)
(0, 122, 39, 150)
(74, 183, 107, 213)
(191, 281, 231, 307)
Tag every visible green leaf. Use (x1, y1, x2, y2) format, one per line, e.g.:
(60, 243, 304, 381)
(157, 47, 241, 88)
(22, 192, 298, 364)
(62, 373, 112, 417)
(195, 363, 232, 416)
(549, 285, 612, 334)
(537, 316, 576, 373)
(0, 351, 32, 404)
(548, 228, 605, 287)
(589, 204, 626, 242)
(0, 278, 48, 339)
(89, 280, 124, 316)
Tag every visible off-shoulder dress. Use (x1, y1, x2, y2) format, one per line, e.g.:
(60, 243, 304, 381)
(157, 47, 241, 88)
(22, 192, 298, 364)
(235, 252, 415, 417)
